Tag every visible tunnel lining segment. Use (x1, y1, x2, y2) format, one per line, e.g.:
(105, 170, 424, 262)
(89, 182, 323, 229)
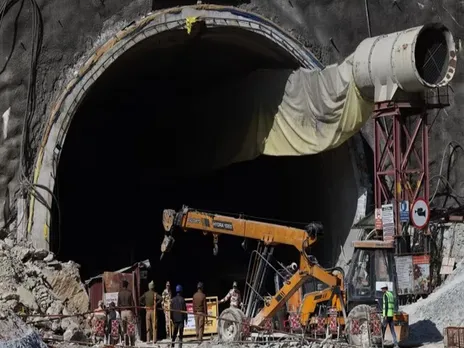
(27, 5, 325, 250)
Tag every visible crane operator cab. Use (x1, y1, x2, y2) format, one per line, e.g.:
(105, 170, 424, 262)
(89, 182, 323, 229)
(346, 240, 397, 311)
(345, 240, 409, 344)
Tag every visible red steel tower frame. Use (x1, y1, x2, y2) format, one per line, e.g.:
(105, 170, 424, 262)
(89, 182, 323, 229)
(373, 100, 430, 251)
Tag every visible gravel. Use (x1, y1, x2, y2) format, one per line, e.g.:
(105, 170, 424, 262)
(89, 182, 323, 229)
(402, 259, 464, 345)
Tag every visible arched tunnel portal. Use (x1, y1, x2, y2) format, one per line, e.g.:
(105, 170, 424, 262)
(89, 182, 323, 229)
(28, 6, 370, 301)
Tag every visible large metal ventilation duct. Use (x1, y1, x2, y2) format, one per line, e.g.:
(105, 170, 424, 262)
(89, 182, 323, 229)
(353, 23, 457, 101)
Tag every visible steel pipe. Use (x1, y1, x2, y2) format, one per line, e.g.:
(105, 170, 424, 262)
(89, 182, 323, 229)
(353, 23, 457, 99)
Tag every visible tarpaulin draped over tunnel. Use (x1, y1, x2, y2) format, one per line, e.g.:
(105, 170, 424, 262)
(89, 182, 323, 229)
(203, 55, 373, 170)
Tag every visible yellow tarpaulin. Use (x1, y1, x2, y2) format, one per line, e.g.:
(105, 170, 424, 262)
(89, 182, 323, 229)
(172, 54, 374, 172)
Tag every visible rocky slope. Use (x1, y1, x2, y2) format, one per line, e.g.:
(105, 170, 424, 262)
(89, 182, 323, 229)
(0, 236, 89, 342)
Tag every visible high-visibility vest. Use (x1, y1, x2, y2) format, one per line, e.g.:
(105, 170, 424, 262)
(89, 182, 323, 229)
(383, 291, 395, 317)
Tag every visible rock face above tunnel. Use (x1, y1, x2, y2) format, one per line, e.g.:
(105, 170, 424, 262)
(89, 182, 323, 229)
(0, 0, 462, 249)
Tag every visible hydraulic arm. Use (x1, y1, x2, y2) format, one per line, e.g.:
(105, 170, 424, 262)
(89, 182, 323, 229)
(160, 206, 345, 327)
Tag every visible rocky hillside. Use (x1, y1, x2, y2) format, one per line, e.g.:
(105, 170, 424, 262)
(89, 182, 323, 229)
(0, 236, 89, 340)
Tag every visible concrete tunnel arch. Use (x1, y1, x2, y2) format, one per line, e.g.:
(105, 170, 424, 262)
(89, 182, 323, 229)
(26, 5, 369, 278)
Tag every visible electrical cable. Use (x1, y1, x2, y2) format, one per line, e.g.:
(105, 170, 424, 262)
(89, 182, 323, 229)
(0, 0, 57, 241)
(430, 140, 464, 204)
(430, 174, 464, 200)
(0, 0, 23, 74)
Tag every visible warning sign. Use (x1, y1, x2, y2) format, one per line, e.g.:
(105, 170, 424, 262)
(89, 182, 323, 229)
(382, 204, 395, 240)
(375, 208, 382, 230)
(183, 297, 218, 336)
(104, 292, 118, 307)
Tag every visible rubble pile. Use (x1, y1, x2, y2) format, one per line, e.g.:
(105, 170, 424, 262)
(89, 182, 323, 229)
(0, 237, 90, 341)
(402, 259, 464, 344)
(0, 309, 47, 348)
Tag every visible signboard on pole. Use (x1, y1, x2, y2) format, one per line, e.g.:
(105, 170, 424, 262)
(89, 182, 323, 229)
(399, 200, 410, 223)
(411, 198, 430, 229)
(183, 297, 219, 336)
(395, 256, 413, 295)
(375, 208, 383, 230)
(413, 255, 430, 294)
(382, 204, 395, 240)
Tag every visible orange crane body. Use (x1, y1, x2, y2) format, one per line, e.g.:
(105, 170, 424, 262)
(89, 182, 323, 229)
(161, 206, 345, 328)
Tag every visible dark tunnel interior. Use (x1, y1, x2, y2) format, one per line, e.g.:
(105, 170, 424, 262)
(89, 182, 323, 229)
(50, 26, 364, 314)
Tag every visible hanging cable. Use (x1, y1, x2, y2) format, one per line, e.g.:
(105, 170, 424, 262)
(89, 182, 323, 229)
(0, 0, 58, 238)
(430, 141, 464, 204)
(364, 0, 372, 37)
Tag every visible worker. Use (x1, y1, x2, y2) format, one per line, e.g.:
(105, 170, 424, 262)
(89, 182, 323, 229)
(118, 280, 135, 346)
(162, 281, 172, 338)
(171, 284, 187, 348)
(89, 300, 106, 343)
(192, 282, 207, 341)
(381, 284, 399, 348)
(107, 302, 122, 344)
(140, 281, 162, 343)
(219, 281, 242, 309)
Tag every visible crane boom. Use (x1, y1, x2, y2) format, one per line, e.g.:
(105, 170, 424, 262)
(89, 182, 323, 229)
(162, 205, 318, 251)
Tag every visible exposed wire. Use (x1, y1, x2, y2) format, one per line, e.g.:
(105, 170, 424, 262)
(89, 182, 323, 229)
(441, 3, 464, 29)
(0, 0, 23, 74)
(0, 0, 59, 241)
(430, 141, 464, 204)
(364, 0, 372, 37)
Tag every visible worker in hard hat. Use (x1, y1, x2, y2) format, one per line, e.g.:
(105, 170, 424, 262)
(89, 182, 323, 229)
(219, 281, 242, 309)
(192, 282, 207, 341)
(381, 284, 399, 348)
(162, 281, 172, 338)
(171, 284, 187, 348)
(140, 281, 162, 343)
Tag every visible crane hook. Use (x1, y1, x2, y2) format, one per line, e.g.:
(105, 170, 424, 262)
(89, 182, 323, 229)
(213, 234, 219, 256)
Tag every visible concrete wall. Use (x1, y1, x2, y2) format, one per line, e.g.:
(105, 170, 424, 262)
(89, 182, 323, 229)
(0, 0, 462, 249)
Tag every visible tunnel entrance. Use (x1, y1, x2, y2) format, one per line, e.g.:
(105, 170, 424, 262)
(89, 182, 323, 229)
(44, 10, 363, 307)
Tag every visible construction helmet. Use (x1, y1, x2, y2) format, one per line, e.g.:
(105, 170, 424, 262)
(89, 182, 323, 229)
(176, 284, 183, 293)
(148, 281, 155, 290)
(232, 281, 238, 288)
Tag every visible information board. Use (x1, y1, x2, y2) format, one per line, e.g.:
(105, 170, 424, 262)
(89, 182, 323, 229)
(183, 296, 218, 336)
(395, 256, 413, 295)
(104, 292, 118, 306)
(382, 204, 395, 240)
(413, 255, 430, 294)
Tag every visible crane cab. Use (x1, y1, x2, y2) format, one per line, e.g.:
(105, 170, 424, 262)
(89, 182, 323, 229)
(345, 240, 409, 344)
(345, 240, 397, 312)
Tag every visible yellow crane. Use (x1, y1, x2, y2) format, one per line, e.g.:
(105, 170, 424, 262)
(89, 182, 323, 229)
(160, 206, 408, 345)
